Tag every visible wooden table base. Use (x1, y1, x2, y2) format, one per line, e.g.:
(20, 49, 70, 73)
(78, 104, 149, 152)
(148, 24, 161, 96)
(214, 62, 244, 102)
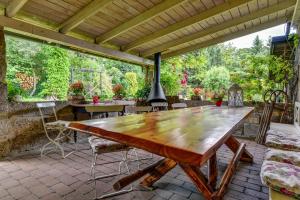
(113, 136, 253, 200)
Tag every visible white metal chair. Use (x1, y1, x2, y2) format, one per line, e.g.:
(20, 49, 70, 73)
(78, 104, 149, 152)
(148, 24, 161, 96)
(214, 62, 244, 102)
(125, 106, 152, 114)
(171, 103, 188, 109)
(151, 102, 168, 112)
(85, 105, 137, 199)
(37, 102, 76, 158)
(85, 105, 125, 118)
(114, 100, 136, 106)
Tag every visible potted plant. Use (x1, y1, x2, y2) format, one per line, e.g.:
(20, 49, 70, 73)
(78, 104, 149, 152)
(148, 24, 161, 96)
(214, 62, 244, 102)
(211, 91, 225, 107)
(191, 87, 202, 100)
(112, 84, 125, 100)
(68, 81, 85, 104)
(92, 94, 100, 104)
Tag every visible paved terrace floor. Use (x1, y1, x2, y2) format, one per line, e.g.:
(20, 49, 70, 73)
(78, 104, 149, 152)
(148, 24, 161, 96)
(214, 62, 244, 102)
(0, 138, 268, 200)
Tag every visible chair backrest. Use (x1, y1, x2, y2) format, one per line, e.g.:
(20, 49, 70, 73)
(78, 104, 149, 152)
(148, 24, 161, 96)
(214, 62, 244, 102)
(171, 103, 187, 109)
(114, 100, 136, 106)
(36, 102, 58, 132)
(151, 102, 168, 111)
(264, 89, 289, 123)
(126, 106, 152, 114)
(255, 102, 275, 144)
(85, 104, 124, 117)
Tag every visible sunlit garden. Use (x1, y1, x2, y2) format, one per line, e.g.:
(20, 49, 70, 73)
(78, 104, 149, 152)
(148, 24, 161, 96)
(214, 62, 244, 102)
(5, 34, 294, 104)
(1, 0, 300, 199)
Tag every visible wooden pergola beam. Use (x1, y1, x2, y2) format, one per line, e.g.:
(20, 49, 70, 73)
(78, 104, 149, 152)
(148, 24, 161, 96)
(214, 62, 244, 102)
(122, 0, 251, 52)
(142, 0, 296, 57)
(162, 18, 290, 59)
(59, 0, 112, 34)
(0, 16, 154, 66)
(95, 0, 187, 44)
(5, 0, 28, 18)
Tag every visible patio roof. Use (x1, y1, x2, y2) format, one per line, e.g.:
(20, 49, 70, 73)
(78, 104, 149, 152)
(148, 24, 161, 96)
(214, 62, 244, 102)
(0, 0, 296, 66)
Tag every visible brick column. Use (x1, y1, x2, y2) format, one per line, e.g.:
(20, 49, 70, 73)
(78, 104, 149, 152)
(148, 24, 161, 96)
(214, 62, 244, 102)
(0, 26, 7, 103)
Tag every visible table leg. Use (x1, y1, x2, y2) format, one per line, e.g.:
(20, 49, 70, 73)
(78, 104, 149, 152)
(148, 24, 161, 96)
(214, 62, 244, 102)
(113, 159, 165, 191)
(225, 136, 253, 163)
(208, 154, 217, 189)
(180, 164, 214, 200)
(180, 137, 253, 200)
(140, 158, 177, 188)
(216, 142, 246, 198)
(71, 106, 78, 143)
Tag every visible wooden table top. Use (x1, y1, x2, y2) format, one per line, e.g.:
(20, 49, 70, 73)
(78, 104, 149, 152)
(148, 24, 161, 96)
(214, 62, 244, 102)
(69, 106, 254, 166)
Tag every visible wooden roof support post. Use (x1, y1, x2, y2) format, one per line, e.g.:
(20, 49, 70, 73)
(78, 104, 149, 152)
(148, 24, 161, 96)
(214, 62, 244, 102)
(5, 0, 28, 18)
(0, 26, 8, 103)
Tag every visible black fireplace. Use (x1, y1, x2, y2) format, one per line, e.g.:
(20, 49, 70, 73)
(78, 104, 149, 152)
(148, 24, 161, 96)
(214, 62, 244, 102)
(147, 52, 166, 102)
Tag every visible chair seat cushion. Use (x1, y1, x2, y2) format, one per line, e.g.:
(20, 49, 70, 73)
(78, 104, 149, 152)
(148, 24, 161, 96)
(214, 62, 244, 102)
(88, 136, 129, 154)
(265, 148, 300, 167)
(261, 160, 300, 199)
(45, 120, 70, 129)
(265, 129, 300, 152)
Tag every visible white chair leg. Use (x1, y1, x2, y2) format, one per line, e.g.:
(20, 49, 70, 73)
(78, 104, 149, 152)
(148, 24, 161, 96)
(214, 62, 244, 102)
(91, 150, 134, 199)
(41, 129, 76, 159)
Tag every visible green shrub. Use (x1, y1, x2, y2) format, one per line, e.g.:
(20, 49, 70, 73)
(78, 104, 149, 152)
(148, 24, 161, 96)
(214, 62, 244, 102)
(203, 66, 230, 93)
(135, 84, 151, 99)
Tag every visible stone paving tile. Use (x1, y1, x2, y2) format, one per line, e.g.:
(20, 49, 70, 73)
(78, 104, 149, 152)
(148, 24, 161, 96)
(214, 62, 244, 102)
(0, 139, 269, 200)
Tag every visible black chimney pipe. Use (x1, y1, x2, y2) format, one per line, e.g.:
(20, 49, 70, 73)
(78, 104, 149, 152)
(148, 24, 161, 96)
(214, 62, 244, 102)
(147, 52, 167, 102)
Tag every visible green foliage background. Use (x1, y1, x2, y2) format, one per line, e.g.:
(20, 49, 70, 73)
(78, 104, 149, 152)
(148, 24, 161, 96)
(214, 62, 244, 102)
(5, 34, 293, 102)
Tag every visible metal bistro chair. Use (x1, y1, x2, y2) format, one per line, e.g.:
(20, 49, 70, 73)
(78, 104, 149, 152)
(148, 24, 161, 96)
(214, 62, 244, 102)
(85, 105, 137, 199)
(151, 102, 168, 112)
(114, 100, 136, 106)
(125, 105, 152, 114)
(37, 102, 76, 158)
(171, 103, 187, 109)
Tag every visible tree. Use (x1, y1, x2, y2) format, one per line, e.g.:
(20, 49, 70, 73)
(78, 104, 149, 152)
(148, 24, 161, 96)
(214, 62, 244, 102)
(202, 66, 230, 94)
(251, 35, 264, 54)
(37, 45, 70, 99)
(124, 72, 138, 97)
(6, 36, 41, 96)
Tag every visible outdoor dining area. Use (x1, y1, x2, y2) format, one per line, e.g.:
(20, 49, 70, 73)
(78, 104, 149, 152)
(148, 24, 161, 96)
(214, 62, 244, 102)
(1, 0, 300, 200)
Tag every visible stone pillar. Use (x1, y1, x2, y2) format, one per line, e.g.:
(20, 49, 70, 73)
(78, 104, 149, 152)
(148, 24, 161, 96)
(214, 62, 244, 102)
(0, 26, 7, 103)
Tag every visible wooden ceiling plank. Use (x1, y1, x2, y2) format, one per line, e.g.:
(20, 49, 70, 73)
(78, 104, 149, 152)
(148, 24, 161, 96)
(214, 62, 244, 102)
(95, 0, 187, 44)
(162, 17, 290, 59)
(59, 0, 112, 34)
(5, 0, 28, 17)
(123, 0, 252, 52)
(142, 0, 296, 57)
(0, 15, 153, 66)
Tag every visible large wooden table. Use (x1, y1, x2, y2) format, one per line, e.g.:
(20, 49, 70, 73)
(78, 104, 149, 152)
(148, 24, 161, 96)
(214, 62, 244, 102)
(69, 106, 254, 200)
